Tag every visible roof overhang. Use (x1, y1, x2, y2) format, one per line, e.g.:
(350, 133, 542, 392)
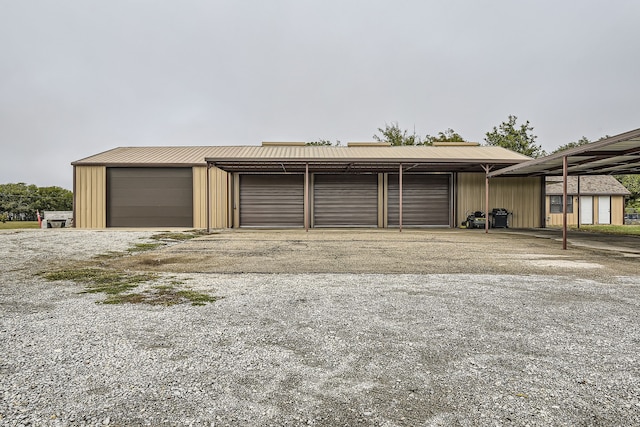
(206, 158, 522, 174)
(488, 127, 640, 178)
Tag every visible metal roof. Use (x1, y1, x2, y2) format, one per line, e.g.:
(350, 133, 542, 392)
(72, 145, 531, 173)
(545, 175, 631, 196)
(488, 127, 640, 177)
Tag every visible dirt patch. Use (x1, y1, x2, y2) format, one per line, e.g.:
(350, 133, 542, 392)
(110, 229, 638, 279)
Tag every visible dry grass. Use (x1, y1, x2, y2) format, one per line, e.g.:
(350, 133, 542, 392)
(40, 268, 159, 295)
(0, 221, 40, 229)
(39, 230, 220, 306)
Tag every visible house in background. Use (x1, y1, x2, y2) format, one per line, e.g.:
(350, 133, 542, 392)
(545, 176, 630, 226)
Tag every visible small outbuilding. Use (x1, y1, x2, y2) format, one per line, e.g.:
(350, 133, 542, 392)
(545, 175, 630, 226)
(71, 142, 544, 229)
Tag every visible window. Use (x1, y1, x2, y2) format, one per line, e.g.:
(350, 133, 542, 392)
(550, 195, 573, 213)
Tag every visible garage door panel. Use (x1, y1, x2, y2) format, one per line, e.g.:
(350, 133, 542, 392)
(107, 168, 193, 227)
(240, 175, 304, 227)
(388, 174, 450, 226)
(109, 189, 192, 207)
(314, 175, 378, 227)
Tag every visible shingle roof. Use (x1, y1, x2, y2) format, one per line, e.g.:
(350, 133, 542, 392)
(546, 175, 631, 195)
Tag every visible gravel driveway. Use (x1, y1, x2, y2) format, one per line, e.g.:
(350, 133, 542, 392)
(1, 229, 639, 426)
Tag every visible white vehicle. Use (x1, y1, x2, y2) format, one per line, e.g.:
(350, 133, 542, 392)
(42, 211, 73, 228)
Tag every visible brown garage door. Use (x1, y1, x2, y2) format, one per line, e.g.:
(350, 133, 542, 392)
(388, 174, 450, 226)
(107, 167, 193, 227)
(313, 174, 378, 227)
(239, 174, 304, 227)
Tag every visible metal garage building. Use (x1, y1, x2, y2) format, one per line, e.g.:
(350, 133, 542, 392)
(72, 142, 543, 229)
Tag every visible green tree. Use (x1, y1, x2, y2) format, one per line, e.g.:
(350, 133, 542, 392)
(616, 175, 640, 211)
(36, 186, 73, 211)
(373, 122, 422, 146)
(484, 115, 545, 158)
(0, 183, 72, 220)
(551, 136, 591, 154)
(424, 128, 466, 145)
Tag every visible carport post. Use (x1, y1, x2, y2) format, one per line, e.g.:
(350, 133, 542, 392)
(482, 164, 492, 234)
(304, 163, 309, 232)
(577, 176, 581, 229)
(485, 171, 489, 234)
(562, 155, 568, 250)
(206, 162, 211, 233)
(399, 163, 403, 232)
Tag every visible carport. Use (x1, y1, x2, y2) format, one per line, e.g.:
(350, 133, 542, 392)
(205, 143, 531, 232)
(487, 127, 640, 249)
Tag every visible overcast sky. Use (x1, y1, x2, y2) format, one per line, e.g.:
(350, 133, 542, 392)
(1, 1, 639, 190)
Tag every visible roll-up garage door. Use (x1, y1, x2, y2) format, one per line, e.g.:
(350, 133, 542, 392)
(107, 167, 193, 227)
(388, 174, 450, 226)
(313, 174, 378, 227)
(239, 175, 304, 227)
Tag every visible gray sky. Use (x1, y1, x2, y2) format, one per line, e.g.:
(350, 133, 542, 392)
(2, 0, 639, 190)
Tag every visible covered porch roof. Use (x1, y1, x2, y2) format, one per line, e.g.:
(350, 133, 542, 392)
(205, 145, 530, 173)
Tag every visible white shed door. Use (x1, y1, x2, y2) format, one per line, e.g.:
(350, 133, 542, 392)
(580, 196, 593, 224)
(598, 196, 611, 224)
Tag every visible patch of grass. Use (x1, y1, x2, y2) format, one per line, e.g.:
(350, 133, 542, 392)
(572, 224, 640, 236)
(174, 289, 221, 306)
(40, 232, 220, 306)
(150, 230, 205, 241)
(102, 285, 221, 306)
(41, 268, 158, 294)
(103, 293, 147, 304)
(40, 267, 220, 306)
(92, 231, 203, 260)
(0, 221, 40, 230)
(127, 242, 164, 252)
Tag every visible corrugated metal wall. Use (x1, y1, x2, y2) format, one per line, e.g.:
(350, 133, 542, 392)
(457, 173, 542, 228)
(239, 174, 305, 227)
(313, 174, 378, 227)
(74, 166, 106, 228)
(193, 166, 229, 229)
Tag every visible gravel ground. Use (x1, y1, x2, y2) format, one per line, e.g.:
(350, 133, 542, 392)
(1, 229, 639, 426)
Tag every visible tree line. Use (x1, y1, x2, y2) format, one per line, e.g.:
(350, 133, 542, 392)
(0, 183, 72, 222)
(308, 115, 600, 158)
(308, 115, 545, 157)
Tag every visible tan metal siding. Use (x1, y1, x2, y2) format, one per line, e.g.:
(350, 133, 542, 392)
(193, 166, 229, 229)
(611, 195, 625, 225)
(545, 195, 578, 226)
(74, 166, 106, 228)
(457, 173, 541, 228)
(211, 167, 229, 228)
(545, 195, 625, 226)
(193, 166, 207, 228)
